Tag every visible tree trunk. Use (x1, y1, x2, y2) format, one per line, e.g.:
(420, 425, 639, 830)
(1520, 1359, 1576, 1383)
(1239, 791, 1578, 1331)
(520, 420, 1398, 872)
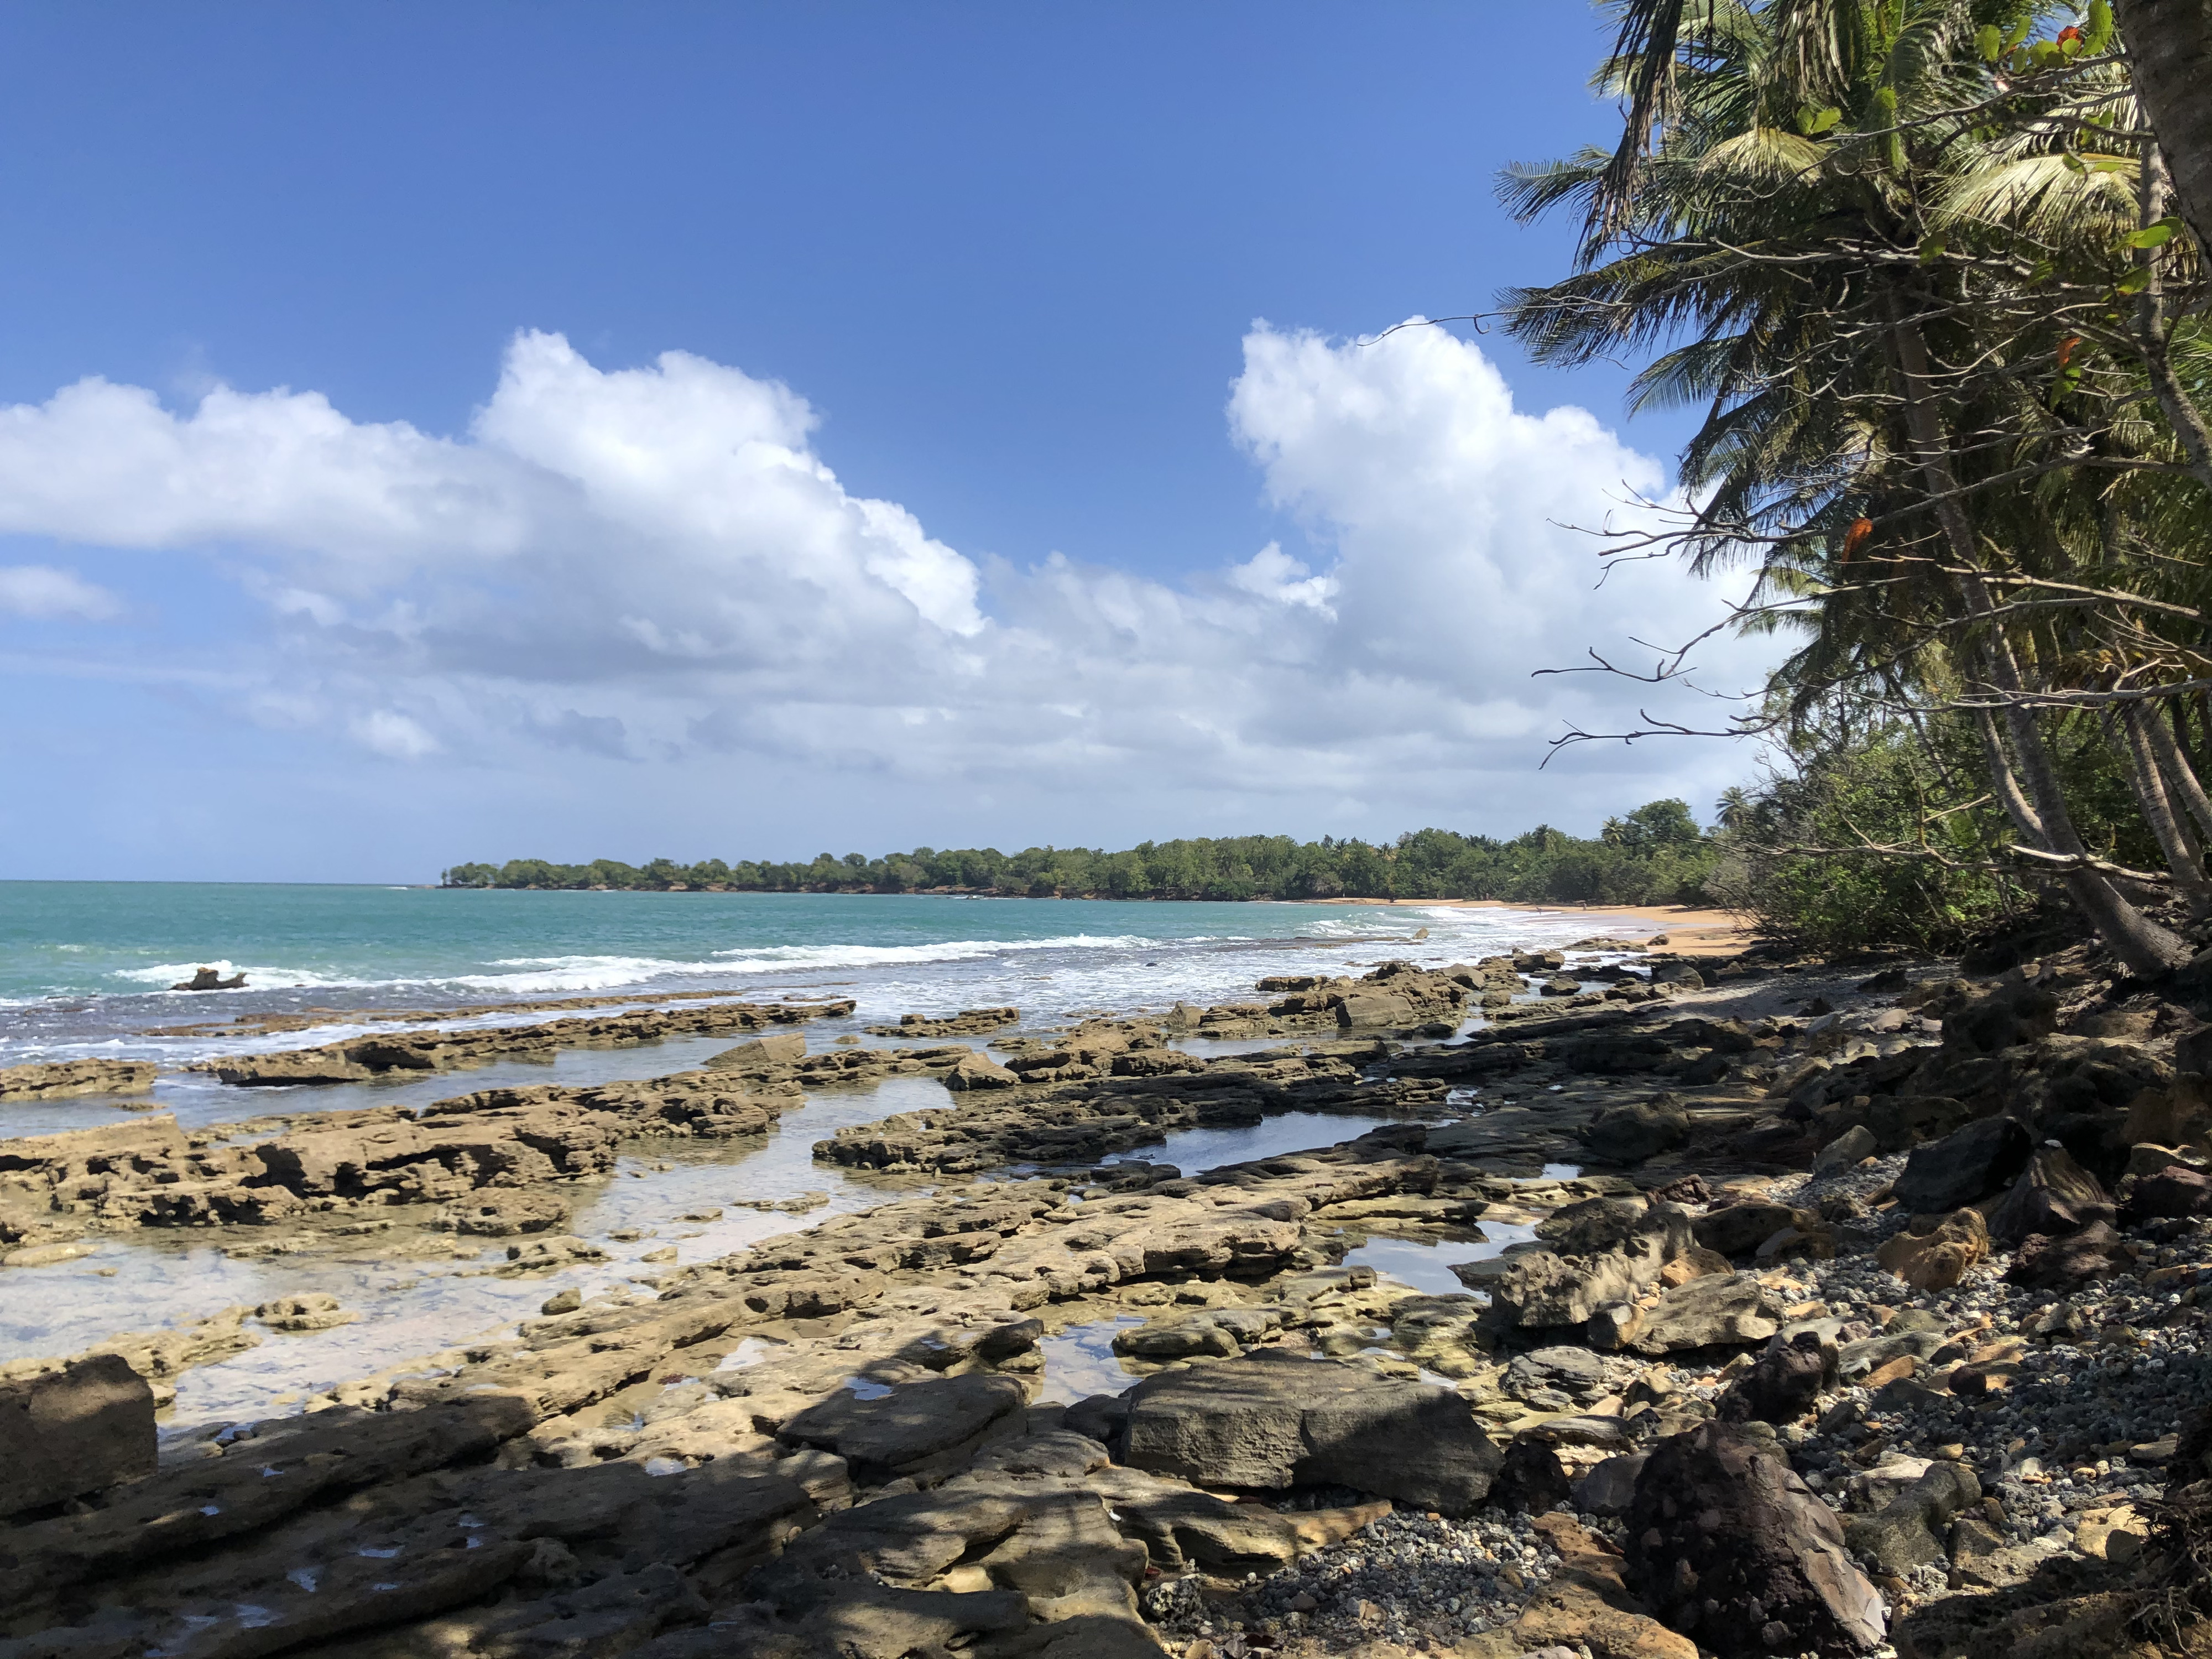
(2114, 0, 2212, 260)
(2144, 698, 2212, 841)
(2114, 702, 2212, 912)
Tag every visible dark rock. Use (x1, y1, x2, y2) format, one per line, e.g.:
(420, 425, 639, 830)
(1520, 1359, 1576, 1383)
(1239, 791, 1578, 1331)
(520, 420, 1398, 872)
(2003, 1220, 2135, 1291)
(2122, 1162, 2212, 1222)
(1891, 1116, 2031, 1213)
(170, 967, 247, 992)
(1489, 1434, 1573, 1514)
(1856, 968, 1910, 993)
(1843, 1462, 1980, 1576)
(1942, 982, 2058, 1055)
(1579, 1095, 1690, 1164)
(1624, 1423, 1885, 1656)
(776, 1374, 1028, 1484)
(1694, 1202, 1811, 1259)
(0, 1355, 155, 1517)
(1123, 1350, 1501, 1515)
(1990, 1147, 2109, 1245)
(1061, 1392, 1131, 1452)
(1718, 1332, 1828, 1425)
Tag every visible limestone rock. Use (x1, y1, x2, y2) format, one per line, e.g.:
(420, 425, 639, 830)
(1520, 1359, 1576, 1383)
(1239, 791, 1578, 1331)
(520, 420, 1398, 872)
(1123, 1350, 1501, 1514)
(1876, 1208, 1990, 1291)
(1627, 1272, 1783, 1354)
(707, 1031, 810, 1071)
(0, 1059, 158, 1102)
(1625, 1422, 1885, 1656)
(943, 1052, 1022, 1092)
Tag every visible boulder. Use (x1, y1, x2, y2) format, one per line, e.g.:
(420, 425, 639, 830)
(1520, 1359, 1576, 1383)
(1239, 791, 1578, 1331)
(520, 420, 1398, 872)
(1875, 1209, 1989, 1292)
(1580, 1097, 1690, 1164)
(1625, 1423, 1885, 1656)
(1891, 1116, 2032, 1213)
(0, 1355, 155, 1516)
(1571, 1453, 1649, 1517)
(1718, 1332, 1828, 1425)
(705, 1032, 808, 1072)
(2122, 1162, 2212, 1222)
(1336, 992, 1413, 1029)
(1812, 1124, 1877, 1175)
(776, 1374, 1027, 1483)
(2004, 1219, 2135, 1291)
(1843, 1462, 1980, 1576)
(1483, 1201, 1692, 1332)
(1990, 1146, 2109, 1245)
(1122, 1351, 1501, 1515)
(1627, 1272, 1783, 1355)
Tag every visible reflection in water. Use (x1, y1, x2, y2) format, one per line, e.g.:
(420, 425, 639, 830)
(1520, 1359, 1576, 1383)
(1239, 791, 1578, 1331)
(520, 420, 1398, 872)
(1037, 1317, 1146, 1402)
(1343, 1219, 1541, 1297)
(1098, 1112, 1402, 1176)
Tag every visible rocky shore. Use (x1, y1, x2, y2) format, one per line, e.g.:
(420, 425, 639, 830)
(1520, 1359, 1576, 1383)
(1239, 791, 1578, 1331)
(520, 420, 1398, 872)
(9, 938, 2212, 1658)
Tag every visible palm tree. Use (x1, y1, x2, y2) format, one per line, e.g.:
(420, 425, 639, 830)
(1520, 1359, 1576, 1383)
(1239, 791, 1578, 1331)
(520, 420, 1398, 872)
(1505, 0, 2205, 971)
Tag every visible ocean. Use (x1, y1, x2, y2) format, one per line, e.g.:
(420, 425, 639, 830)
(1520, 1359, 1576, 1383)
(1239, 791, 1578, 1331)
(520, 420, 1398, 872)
(0, 882, 1652, 1073)
(0, 881, 1638, 1420)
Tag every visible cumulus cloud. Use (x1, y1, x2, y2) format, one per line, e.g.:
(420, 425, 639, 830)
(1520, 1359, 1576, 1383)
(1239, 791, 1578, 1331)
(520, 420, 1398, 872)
(0, 324, 1776, 818)
(0, 564, 119, 619)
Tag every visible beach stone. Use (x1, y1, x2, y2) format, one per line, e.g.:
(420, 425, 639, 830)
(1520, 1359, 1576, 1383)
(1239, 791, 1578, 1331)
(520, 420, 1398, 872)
(1626, 1271, 1782, 1354)
(1718, 1331, 1827, 1424)
(1625, 1423, 1885, 1656)
(776, 1374, 1027, 1484)
(1876, 1208, 1989, 1291)
(2122, 1162, 2212, 1221)
(1813, 1124, 1877, 1174)
(1891, 1116, 2032, 1213)
(2004, 1219, 2135, 1291)
(1122, 1350, 1501, 1514)
(0, 1354, 155, 1516)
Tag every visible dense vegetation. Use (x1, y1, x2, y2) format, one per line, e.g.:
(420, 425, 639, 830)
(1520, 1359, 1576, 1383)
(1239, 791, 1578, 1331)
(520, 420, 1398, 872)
(1501, 0, 2212, 970)
(438, 800, 1721, 906)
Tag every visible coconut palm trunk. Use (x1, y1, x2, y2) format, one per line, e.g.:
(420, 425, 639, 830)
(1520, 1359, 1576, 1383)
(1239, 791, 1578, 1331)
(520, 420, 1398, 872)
(2114, 0, 2212, 258)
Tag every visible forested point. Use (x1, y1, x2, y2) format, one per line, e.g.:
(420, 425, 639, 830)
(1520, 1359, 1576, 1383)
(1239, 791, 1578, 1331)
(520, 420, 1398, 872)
(437, 799, 1719, 909)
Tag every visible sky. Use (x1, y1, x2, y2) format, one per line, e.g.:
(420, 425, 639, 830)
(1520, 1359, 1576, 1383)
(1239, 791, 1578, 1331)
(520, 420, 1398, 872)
(0, 3, 1782, 883)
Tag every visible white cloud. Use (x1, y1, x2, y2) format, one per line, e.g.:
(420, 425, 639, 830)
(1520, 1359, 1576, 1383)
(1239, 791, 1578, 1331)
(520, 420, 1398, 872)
(349, 708, 440, 759)
(0, 564, 119, 619)
(0, 324, 1778, 832)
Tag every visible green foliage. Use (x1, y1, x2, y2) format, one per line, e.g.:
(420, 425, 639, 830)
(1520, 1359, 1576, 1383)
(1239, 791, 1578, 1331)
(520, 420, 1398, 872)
(436, 801, 1723, 904)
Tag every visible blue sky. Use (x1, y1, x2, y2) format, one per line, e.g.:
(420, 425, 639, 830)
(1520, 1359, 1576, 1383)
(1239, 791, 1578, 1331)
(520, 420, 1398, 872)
(0, 4, 1773, 882)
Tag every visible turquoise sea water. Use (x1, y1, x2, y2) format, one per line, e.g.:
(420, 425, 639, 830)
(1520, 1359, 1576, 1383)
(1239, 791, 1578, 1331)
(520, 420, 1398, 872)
(0, 883, 1651, 1070)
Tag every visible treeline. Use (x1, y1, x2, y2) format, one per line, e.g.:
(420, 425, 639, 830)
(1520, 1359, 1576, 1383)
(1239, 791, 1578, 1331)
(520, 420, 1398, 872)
(438, 799, 1719, 906)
